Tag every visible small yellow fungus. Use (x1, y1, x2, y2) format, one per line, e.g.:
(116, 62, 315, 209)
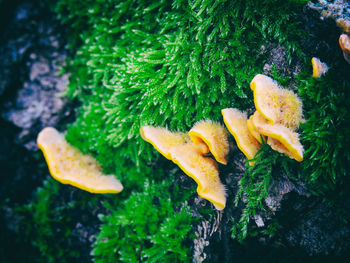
(37, 127, 123, 193)
(252, 117, 304, 162)
(188, 120, 229, 165)
(311, 57, 329, 78)
(250, 74, 280, 124)
(169, 143, 226, 210)
(278, 89, 303, 130)
(222, 108, 260, 165)
(140, 126, 189, 160)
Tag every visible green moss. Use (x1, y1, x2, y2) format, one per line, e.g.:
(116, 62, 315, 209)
(92, 180, 193, 263)
(16, 178, 103, 263)
(27, 0, 350, 260)
(298, 66, 350, 194)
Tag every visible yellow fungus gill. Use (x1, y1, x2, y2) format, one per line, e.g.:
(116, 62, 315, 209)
(37, 127, 123, 194)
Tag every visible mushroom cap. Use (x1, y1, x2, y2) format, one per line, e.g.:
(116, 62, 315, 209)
(188, 120, 229, 165)
(250, 74, 280, 124)
(278, 88, 303, 130)
(222, 108, 260, 165)
(311, 57, 329, 78)
(37, 127, 123, 193)
(251, 114, 303, 162)
(169, 143, 226, 210)
(140, 126, 189, 160)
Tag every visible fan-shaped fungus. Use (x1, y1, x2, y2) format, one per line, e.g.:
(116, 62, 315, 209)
(222, 108, 260, 165)
(37, 127, 123, 193)
(169, 143, 226, 210)
(250, 74, 280, 124)
(251, 116, 303, 162)
(140, 126, 189, 160)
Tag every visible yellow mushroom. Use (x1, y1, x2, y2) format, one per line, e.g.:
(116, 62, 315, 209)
(169, 143, 226, 210)
(140, 126, 189, 160)
(222, 108, 260, 165)
(251, 114, 303, 162)
(37, 127, 123, 193)
(250, 74, 281, 124)
(188, 120, 229, 165)
(311, 57, 329, 78)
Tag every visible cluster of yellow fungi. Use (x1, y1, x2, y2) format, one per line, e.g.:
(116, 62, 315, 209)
(36, 73, 307, 211)
(223, 74, 304, 164)
(140, 122, 229, 210)
(140, 74, 304, 210)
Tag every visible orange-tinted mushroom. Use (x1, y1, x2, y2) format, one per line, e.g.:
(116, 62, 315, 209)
(37, 127, 123, 193)
(222, 108, 260, 165)
(252, 116, 304, 162)
(140, 126, 189, 160)
(169, 143, 226, 210)
(250, 74, 281, 124)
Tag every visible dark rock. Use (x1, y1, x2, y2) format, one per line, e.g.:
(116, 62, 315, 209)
(0, 0, 74, 151)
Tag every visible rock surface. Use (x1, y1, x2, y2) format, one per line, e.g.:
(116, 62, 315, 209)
(0, 0, 73, 151)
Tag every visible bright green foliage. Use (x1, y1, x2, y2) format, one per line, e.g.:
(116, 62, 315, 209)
(53, 0, 307, 172)
(92, 180, 193, 263)
(298, 67, 350, 194)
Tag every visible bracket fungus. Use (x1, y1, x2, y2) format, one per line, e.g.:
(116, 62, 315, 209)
(188, 120, 229, 165)
(250, 74, 280, 124)
(140, 125, 227, 210)
(222, 108, 260, 165)
(250, 74, 303, 129)
(140, 126, 189, 160)
(223, 74, 304, 163)
(251, 113, 304, 162)
(311, 57, 329, 78)
(169, 143, 226, 210)
(37, 127, 123, 193)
